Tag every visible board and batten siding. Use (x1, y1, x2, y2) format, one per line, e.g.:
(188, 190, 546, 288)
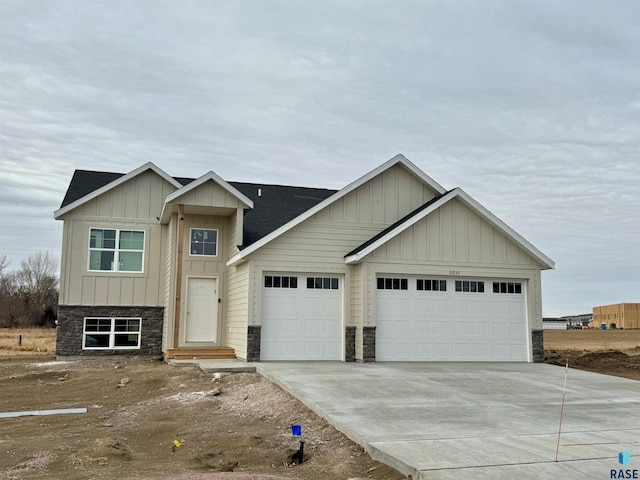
(226, 262, 250, 359)
(179, 181, 245, 209)
(57, 170, 176, 306)
(362, 198, 547, 333)
(177, 214, 229, 346)
(246, 164, 440, 328)
(370, 198, 535, 266)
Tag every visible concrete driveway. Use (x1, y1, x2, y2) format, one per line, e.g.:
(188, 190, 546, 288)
(257, 362, 640, 479)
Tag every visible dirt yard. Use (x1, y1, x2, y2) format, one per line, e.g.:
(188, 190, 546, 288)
(544, 329, 640, 380)
(2, 328, 639, 479)
(0, 354, 404, 480)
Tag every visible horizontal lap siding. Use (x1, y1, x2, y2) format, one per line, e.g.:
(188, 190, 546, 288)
(226, 262, 250, 359)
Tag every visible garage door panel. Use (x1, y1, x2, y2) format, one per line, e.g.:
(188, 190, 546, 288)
(415, 321, 432, 335)
(377, 276, 527, 361)
(433, 321, 451, 335)
(454, 321, 471, 336)
(472, 322, 489, 336)
(262, 275, 342, 361)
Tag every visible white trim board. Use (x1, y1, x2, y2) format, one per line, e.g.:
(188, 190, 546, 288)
(54, 162, 182, 219)
(345, 187, 555, 270)
(227, 154, 446, 266)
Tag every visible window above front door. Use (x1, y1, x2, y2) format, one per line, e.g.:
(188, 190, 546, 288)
(190, 229, 218, 256)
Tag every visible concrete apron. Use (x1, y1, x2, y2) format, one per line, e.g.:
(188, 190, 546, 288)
(257, 362, 640, 480)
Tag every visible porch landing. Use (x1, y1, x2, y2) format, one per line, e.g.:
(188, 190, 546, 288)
(164, 347, 236, 360)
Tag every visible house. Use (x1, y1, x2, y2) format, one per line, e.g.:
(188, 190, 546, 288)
(53, 154, 555, 362)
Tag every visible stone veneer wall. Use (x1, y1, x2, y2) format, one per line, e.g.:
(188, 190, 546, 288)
(246, 325, 261, 362)
(531, 329, 544, 363)
(56, 305, 163, 357)
(345, 326, 356, 362)
(363, 326, 376, 362)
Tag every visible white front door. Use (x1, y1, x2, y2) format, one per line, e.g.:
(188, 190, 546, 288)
(185, 277, 218, 343)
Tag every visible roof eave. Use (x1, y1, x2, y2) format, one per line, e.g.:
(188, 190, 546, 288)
(165, 171, 254, 208)
(226, 153, 446, 263)
(342, 188, 555, 270)
(53, 162, 181, 219)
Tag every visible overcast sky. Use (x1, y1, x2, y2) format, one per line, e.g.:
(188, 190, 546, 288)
(1, 0, 638, 317)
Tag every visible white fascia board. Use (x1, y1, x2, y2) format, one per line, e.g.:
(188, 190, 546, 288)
(345, 188, 555, 270)
(164, 171, 254, 209)
(452, 188, 555, 270)
(53, 162, 182, 219)
(226, 154, 445, 266)
(159, 171, 254, 224)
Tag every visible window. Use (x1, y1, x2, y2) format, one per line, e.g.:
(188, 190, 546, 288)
(264, 275, 298, 288)
(190, 229, 218, 256)
(492, 282, 522, 294)
(83, 318, 141, 350)
(417, 279, 447, 292)
(89, 229, 144, 272)
(376, 277, 408, 290)
(306, 277, 339, 290)
(455, 280, 485, 293)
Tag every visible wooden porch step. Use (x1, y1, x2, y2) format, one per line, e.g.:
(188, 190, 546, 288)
(165, 347, 236, 360)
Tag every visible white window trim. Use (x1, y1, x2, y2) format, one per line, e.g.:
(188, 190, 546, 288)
(189, 228, 219, 257)
(82, 317, 142, 350)
(87, 228, 146, 273)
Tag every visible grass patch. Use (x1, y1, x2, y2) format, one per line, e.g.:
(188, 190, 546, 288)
(0, 328, 56, 354)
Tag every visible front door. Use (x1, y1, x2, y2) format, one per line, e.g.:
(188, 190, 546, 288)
(185, 277, 218, 343)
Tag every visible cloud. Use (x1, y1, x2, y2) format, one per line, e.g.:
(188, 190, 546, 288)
(0, 0, 638, 315)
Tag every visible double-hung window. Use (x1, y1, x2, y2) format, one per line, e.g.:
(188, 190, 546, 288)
(89, 228, 144, 272)
(83, 318, 141, 350)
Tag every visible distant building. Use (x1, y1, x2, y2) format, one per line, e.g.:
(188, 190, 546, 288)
(543, 318, 568, 330)
(591, 303, 640, 329)
(543, 314, 592, 330)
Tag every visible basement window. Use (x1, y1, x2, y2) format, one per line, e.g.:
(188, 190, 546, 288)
(376, 278, 408, 290)
(417, 279, 447, 292)
(492, 282, 522, 294)
(455, 280, 485, 293)
(83, 318, 141, 350)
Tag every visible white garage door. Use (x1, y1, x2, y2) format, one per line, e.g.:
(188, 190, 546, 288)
(376, 277, 527, 361)
(261, 274, 343, 360)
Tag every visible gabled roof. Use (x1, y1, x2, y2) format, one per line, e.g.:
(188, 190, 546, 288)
(344, 190, 453, 257)
(54, 165, 336, 248)
(165, 171, 253, 207)
(226, 154, 446, 266)
(54, 162, 182, 219)
(159, 171, 254, 222)
(344, 187, 555, 270)
(230, 183, 337, 247)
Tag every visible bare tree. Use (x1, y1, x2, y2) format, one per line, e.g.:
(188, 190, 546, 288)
(0, 252, 59, 327)
(0, 254, 8, 275)
(17, 252, 59, 327)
